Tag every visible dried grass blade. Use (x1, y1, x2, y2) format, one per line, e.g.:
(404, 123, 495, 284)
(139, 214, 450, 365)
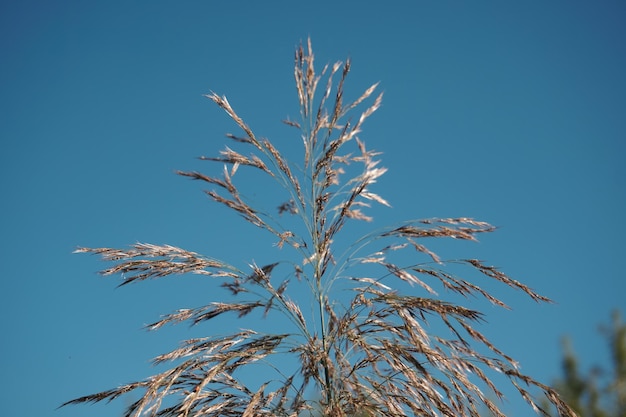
(205, 92, 261, 149)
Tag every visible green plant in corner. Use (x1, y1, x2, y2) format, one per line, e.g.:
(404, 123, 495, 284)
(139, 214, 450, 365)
(545, 310, 625, 417)
(62, 39, 578, 417)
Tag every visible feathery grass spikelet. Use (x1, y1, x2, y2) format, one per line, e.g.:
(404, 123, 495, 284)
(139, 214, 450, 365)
(65, 39, 578, 417)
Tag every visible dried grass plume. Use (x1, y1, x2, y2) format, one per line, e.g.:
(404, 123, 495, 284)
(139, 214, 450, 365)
(63, 38, 577, 417)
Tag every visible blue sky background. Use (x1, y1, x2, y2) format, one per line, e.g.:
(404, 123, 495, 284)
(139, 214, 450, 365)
(1, 2, 624, 416)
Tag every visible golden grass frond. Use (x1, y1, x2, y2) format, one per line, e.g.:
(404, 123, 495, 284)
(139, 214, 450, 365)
(67, 39, 578, 417)
(204, 93, 261, 149)
(199, 147, 273, 175)
(145, 302, 265, 331)
(75, 244, 238, 285)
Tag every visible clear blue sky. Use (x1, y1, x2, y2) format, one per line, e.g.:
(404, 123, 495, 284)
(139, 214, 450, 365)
(1, 2, 624, 416)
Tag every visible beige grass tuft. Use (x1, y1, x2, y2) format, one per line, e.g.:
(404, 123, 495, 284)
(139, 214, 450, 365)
(64, 39, 577, 417)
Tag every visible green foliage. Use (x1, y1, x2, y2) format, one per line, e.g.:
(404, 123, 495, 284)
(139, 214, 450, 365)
(549, 310, 626, 417)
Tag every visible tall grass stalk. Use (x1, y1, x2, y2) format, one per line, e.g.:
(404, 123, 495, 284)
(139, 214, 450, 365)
(63, 39, 577, 417)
